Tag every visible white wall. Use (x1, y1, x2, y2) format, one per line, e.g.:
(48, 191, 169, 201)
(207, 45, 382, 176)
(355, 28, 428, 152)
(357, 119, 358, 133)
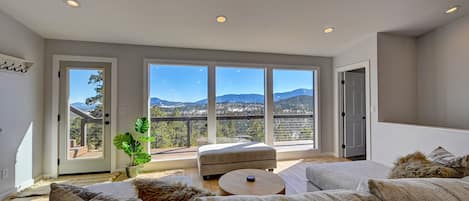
(0, 10, 44, 198)
(417, 15, 469, 130)
(333, 34, 379, 159)
(43, 40, 334, 174)
(377, 33, 418, 124)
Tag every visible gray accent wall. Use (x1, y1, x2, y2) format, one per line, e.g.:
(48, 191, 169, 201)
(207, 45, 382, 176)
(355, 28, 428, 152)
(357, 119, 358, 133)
(417, 15, 469, 130)
(43, 40, 334, 172)
(377, 33, 418, 124)
(0, 10, 44, 197)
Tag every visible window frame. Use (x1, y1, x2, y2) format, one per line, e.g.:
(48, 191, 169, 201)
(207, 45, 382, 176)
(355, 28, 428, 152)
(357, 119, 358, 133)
(143, 59, 320, 153)
(271, 68, 318, 147)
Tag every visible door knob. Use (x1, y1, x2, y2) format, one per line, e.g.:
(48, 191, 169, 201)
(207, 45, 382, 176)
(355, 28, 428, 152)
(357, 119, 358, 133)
(105, 121, 110, 125)
(105, 113, 110, 117)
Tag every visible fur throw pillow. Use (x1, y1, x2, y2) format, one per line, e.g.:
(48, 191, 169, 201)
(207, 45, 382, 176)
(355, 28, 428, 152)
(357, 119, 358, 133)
(50, 183, 141, 201)
(134, 179, 214, 201)
(389, 151, 461, 179)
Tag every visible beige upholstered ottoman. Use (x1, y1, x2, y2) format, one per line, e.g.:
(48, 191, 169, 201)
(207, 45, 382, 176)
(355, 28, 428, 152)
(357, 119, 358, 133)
(197, 142, 277, 179)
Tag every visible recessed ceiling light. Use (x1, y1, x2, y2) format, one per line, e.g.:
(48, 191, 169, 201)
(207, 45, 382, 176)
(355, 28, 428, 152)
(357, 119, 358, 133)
(65, 0, 80, 8)
(445, 5, 460, 14)
(323, 27, 335, 34)
(216, 15, 227, 23)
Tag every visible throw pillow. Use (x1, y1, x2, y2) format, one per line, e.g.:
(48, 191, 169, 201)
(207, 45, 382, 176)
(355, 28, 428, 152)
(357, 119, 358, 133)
(368, 178, 469, 201)
(50, 184, 86, 201)
(134, 179, 214, 201)
(428, 146, 469, 176)
(50, 183, 141, 201)
(388, 151, 461, 178)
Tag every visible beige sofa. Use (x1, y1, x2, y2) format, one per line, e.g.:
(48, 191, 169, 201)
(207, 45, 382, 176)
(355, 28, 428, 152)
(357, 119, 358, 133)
(197, 142, 276, 179)
(81, 177, 469, 201)
(306, 160, 391, 192)
(196, 177, 469, 201)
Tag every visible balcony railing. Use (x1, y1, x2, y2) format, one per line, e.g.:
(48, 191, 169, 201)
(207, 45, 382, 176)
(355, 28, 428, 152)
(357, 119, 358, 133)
(69, 106, 103, 159)
(150, 114, 314, 155)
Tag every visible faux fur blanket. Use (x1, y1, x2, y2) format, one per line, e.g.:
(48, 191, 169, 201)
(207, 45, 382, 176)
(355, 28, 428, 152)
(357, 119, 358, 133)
(134, 179, 214, 201)
(389, 151, 461, 179)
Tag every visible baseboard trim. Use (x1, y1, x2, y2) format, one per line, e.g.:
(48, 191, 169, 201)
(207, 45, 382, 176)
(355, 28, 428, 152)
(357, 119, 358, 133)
(16, 178, 35, 191)
(0, 188, 15, 200)
(34, 175, 44, 182)
(42, 174, 58, 179)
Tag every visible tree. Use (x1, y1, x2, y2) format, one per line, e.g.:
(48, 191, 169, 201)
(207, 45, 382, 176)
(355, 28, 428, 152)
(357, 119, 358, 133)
(86, 71, 104, 118)
(84, 71, 104, 150)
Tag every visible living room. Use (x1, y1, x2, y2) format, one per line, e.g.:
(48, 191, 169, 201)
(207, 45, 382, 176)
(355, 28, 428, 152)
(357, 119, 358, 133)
(1, 0, 469, 201)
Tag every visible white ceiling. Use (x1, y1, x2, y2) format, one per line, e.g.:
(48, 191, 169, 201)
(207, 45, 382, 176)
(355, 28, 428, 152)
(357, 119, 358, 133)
(0, 0, 467, 56)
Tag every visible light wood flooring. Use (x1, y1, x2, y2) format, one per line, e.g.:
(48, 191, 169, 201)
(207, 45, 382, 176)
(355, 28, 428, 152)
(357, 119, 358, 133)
(8, 156, 348, 200)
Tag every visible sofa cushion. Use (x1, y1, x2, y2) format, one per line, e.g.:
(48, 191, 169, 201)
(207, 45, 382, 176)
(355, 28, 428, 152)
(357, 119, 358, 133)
(196, 190, 380, 201)
(389, 151, 461, 178)
(368, 178, 469, 201)
(463, 176, 469, 183)
(306, 161, 390, 192)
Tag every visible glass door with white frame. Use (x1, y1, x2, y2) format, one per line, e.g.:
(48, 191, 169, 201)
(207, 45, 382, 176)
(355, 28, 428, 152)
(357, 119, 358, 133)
(58, 61, 111, 174)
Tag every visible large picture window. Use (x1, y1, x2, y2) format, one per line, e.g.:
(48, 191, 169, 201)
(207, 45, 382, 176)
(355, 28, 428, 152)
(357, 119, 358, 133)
(216, 67, 265, 143)
(149, 64, 208, 159)
(147, 61, 318, 159)
(273, 69, 316, 147)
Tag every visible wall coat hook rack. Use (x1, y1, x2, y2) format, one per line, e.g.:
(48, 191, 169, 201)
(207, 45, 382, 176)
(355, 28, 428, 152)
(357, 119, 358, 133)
(0, 53, 34, 74)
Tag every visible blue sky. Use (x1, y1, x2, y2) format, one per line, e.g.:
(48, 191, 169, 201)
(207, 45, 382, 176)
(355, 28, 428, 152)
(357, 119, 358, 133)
(68, 65, 314, 103)
(69, 69, 101, 103)
(150, 64, 314, 102)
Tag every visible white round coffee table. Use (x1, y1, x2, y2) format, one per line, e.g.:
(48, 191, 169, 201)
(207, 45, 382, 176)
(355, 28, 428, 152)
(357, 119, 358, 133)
(218, 169, 285, 195)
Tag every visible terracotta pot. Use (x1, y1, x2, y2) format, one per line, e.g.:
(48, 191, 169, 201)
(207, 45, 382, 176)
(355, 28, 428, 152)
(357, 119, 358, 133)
(126, 166, 139, 178)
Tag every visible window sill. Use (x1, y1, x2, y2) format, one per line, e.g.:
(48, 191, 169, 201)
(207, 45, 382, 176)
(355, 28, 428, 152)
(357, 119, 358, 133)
(275, 144, 316, 152)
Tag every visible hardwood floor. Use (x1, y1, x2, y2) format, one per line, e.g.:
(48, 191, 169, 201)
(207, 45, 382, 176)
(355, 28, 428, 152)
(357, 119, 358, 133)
(9, 156, 348, 200)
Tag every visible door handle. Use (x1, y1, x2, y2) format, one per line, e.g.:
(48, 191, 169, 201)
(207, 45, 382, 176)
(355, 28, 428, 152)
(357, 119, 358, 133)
(105, 121, 110, 125)
(105, 113, 110, 117)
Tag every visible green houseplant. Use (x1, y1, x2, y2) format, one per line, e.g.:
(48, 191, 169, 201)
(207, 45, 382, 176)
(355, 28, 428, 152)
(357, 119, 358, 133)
(113, 117, 154, 178)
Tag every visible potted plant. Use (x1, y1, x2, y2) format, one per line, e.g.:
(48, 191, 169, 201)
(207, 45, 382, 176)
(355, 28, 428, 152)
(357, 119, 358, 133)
(113, 117, 155, 178)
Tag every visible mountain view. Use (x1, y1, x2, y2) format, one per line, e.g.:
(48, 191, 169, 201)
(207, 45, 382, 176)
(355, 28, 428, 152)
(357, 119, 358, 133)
(71, 88, 315, 151)
(68, 66, 316, 155)
(148, 87, 314, 150)
(149, 88, 313, 108)
(72, 88, 313, 111)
